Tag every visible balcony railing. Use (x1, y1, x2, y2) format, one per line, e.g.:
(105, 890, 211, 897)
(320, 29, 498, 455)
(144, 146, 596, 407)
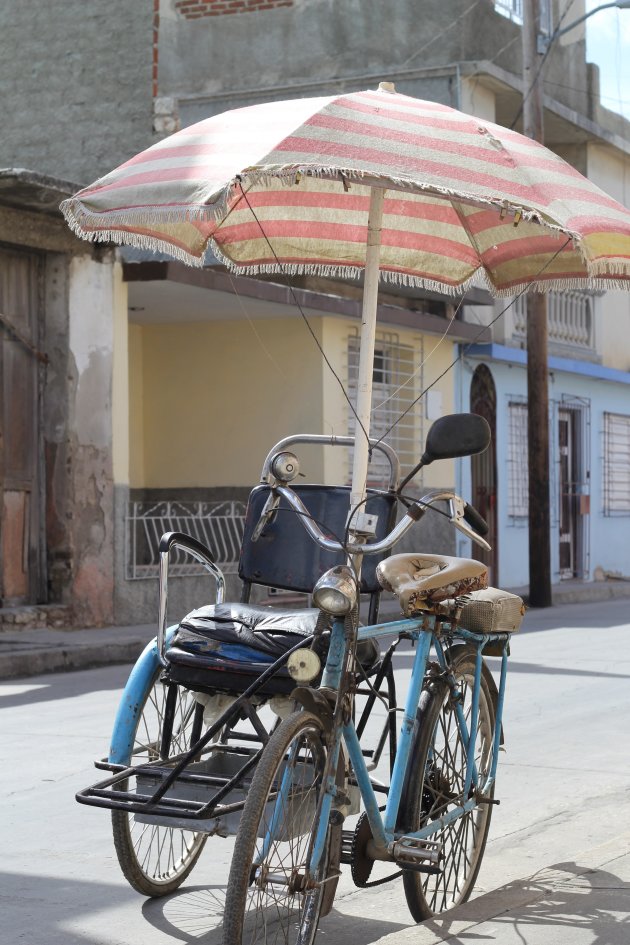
(512, 291, 594, 351)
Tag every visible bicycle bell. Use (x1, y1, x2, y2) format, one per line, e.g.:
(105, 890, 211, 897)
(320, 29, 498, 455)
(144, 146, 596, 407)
(269, 450, 300, 482)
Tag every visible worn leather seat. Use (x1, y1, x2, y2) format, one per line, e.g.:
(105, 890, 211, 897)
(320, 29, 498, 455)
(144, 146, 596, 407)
(376, 553, 488, 616)
(165, 602, 380, 696)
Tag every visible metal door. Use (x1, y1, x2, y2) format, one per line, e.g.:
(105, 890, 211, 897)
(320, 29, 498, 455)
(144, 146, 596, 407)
(558, 406, 581, 579)
(0, 248, 43, 605)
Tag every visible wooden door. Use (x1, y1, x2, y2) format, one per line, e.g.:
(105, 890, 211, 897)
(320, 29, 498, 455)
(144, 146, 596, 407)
(0, 248, 43, 606)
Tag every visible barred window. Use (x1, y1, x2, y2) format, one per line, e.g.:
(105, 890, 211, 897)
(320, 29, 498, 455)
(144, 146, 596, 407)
(507, 400, 528, 518)
(346, 332, 418, 488)
(603, 412, 630, 515)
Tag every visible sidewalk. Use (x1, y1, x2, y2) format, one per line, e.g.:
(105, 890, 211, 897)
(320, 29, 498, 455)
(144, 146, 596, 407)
(2, 578, 630, 680)
(371, 832, 630, 945)
(0, 622, 155, 679)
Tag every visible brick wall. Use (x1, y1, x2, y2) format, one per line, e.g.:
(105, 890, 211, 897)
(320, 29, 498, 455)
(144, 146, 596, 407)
(175, 0, 293, 17)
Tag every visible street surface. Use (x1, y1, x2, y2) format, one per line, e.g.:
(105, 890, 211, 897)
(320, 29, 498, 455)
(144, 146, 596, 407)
(2, 598, 629, 944)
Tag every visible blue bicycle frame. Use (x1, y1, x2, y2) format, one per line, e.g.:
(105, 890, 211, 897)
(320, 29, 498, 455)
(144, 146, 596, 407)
(299, 614, 509, 877)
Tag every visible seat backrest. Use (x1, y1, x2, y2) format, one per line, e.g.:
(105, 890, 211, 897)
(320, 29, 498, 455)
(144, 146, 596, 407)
(238, 484, 398, 595)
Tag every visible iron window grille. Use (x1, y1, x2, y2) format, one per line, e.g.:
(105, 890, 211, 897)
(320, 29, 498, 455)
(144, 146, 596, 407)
(126, 499, 246, 580)
(507, 398, 529, 521)
(603, 412, 630, 515)
(346, 331, 421, 489)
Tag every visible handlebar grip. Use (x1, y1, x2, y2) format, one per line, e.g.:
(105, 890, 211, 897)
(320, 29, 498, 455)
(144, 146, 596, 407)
(463, 503, 489, 537)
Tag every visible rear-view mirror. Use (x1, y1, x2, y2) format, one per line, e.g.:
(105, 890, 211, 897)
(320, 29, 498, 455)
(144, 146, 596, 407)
(421, 413, 491, 465)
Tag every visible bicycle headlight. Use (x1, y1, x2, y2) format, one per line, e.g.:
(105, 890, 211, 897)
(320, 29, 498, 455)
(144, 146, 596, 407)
(312, 565, 357, 616)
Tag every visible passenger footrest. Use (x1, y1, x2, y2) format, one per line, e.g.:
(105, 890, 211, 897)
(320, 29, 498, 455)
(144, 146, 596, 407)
(392, 837, 443, 874)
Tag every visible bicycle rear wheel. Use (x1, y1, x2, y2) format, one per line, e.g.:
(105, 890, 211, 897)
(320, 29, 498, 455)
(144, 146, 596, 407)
(111, 672, 207, 896)
(400, 647, 495, 920)
(223, 711, 328, 945)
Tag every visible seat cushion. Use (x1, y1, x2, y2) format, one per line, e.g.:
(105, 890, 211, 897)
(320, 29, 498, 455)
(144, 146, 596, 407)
(165, 602, 380, 696)
(172, 602, 320, 659)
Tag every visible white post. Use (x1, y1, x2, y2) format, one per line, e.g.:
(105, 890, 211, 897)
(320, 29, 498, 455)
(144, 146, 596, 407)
(349, 186, 385, 514)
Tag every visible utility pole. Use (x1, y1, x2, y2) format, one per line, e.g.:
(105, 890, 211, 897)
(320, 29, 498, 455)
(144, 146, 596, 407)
(522, 0, 552, 607)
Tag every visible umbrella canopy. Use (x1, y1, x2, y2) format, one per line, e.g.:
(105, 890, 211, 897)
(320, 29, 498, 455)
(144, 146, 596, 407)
(61, 85, 630, 296)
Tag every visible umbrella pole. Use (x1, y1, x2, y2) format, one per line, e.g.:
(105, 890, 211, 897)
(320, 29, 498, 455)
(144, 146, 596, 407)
(349, 186, 385, 541)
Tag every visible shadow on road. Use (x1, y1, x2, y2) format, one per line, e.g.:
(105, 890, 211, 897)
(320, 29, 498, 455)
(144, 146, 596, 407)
(0, 662, 131, 708)
(422, 860, 629, 945)
(142, 882, 405, 944)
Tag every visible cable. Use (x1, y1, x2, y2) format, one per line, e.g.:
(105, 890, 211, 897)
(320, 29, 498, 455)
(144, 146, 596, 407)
(509, 0, 577, 131)
(372, 298, 463, 412)
(371, 236, 573, 447)
(399, 0, 484, 68)
(235, 181, 372, 449)
(225, 269, 290, 381)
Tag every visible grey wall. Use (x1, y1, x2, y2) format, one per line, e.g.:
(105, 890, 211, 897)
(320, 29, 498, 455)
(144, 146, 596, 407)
(0, 0, 154, 185)
(159, 0, 593, 126)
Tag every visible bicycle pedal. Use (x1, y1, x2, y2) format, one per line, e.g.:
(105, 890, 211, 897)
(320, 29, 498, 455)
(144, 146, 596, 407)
(392, 837, 443, 874)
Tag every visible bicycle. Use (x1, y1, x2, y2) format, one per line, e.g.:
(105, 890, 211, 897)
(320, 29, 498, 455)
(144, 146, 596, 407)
(76, 413, 522, 936)
(222, 413, 523, 943)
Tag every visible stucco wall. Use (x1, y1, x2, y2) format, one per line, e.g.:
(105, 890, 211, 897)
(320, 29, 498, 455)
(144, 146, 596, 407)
(156, 0, 593, 124)
(458, 354, 630, 589)
(130, 316, 326, 488)
(0, 0, 154, 185)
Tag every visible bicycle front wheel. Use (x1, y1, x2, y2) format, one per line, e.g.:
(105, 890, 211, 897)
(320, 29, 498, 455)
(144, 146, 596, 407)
(400, 647, 495, 920)
(111, 671, 207, 896)
(223, 711, 329, 945)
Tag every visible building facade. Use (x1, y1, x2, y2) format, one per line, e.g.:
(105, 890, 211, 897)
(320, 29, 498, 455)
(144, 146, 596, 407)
(2, 0, 630, 625)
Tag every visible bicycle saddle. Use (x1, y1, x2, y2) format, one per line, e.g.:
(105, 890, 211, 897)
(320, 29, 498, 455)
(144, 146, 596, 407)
(376, 553, 488, 616)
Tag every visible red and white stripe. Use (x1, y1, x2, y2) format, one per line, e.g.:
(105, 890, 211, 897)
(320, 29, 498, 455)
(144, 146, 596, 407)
(61, 88, 630, 294)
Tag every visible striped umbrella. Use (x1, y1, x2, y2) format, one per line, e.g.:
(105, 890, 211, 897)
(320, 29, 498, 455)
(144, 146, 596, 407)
(61, 84, 630, 514)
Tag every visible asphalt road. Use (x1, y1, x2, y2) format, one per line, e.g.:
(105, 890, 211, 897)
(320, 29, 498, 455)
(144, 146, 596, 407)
(2, 597, 629, 944)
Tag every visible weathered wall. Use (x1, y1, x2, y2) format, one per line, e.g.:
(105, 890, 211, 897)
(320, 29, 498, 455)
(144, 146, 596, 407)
(63, 255, 118, 624)
(0, 0, 154, 185)
(156, 0, 593, 125)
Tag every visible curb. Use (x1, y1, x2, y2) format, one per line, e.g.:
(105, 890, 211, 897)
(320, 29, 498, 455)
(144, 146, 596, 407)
(0, 626, 155, 680)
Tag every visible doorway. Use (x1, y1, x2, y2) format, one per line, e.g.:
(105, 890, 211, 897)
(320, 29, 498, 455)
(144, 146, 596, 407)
(0, 247, 44, 606)
(470, 364, 498, 583)
(557, 403, 589, 579)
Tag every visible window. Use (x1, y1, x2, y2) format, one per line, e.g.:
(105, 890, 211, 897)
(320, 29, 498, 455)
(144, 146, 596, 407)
(507, 399, 528, 519)
(603, 412, 630, 515)
(346, 332, 418, 488)
(494, 0, 551, 34)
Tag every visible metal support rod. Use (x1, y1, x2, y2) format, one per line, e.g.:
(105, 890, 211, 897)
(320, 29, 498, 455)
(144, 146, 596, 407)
(522, 0, 552, 607)
(349, 186, 386, 557)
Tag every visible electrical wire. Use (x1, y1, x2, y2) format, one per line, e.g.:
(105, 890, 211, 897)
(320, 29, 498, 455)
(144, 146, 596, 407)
(371, 236, 573, 447)
(509, 0, 578, 131)
(236, 180, 372, 449)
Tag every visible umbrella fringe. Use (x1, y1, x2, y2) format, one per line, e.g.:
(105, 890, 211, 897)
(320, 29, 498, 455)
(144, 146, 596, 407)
(61, 201, 630, 294)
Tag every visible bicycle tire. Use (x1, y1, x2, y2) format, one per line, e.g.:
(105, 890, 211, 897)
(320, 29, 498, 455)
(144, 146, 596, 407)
(111, 670, 207, 896)
(399, 646, 495, 920)
(223, 710, 329, 945)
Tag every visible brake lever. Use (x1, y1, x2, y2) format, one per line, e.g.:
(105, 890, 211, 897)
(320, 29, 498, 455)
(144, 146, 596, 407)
(449, 496, 492, 551)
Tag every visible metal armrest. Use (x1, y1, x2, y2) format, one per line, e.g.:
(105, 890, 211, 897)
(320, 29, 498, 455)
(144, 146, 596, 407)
(157, 531, 226, 667)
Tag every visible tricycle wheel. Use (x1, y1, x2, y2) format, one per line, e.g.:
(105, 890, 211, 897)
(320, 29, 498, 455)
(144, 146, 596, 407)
(111, 670, 207, 896)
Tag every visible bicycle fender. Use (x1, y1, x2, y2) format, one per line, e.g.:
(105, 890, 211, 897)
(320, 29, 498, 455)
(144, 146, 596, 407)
(108, 627, 176, 765)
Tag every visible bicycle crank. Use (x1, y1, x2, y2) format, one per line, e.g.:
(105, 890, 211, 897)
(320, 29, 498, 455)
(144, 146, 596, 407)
(391, 837, 443, 874)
